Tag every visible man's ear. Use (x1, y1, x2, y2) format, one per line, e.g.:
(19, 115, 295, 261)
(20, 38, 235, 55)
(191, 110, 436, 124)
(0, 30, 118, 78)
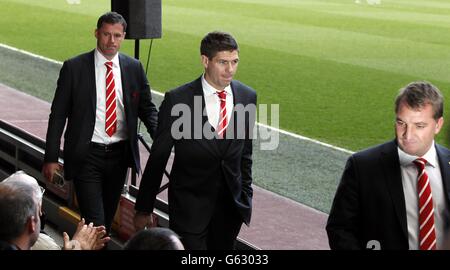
(201, 55, 209, 69)
(28, 216, 38, 233)
(435, 117, 444, 134)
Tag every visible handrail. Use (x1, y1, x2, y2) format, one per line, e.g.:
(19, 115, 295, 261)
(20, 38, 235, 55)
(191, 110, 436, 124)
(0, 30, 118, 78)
(0, 120, 71, 201)
(136, 133, 169, 194)
(0, 120, 50, 182)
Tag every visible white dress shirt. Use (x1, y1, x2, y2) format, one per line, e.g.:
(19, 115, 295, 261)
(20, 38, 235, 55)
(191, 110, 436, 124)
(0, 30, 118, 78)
(91, 49, 128, 144)
(201, 75, 233, 130)
(398, 142, 446, 249)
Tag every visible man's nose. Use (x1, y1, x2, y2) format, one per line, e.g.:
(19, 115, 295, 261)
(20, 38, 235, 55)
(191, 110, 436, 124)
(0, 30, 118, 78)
(402, 125, 412, 140)
(226, 62, 235, 72)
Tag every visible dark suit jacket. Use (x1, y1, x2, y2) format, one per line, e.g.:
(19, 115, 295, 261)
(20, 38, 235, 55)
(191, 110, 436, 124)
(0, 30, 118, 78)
(326, 140, 450, 250)
(0, 240, 18, 250)
(135, 76, 257, 233)
(44, 50, 158, 180)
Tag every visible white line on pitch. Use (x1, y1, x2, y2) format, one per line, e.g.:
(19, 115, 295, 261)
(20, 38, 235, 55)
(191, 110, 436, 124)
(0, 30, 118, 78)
(0, 43, 354, 154)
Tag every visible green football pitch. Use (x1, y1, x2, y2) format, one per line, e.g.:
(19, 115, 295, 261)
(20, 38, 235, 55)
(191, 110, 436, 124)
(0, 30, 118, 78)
(1, 0, 450, 151)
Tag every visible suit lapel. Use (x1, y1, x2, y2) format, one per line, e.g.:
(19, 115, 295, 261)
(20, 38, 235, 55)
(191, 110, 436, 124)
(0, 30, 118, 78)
(119, 54, 131, 124)
(381, 140, 408, 240)
(86, 50, 97, 113)
(436, 144, 450, 206)
(189, 77, 221, 158)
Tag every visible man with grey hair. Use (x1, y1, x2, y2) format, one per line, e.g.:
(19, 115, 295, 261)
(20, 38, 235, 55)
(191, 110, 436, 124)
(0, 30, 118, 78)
(0, 171, 109, 250)
(327, 81, 450, 250)
(0, 173, 41, 250)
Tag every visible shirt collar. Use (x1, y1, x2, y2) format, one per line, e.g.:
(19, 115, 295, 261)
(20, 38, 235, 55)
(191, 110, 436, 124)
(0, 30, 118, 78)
(201, 74, 232, 97)
(94, 48, 119, 68)
(398, 141, 438, 168)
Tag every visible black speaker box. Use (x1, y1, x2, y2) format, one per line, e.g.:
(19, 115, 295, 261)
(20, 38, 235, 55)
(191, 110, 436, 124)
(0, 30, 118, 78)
(111, 0, 162, 39)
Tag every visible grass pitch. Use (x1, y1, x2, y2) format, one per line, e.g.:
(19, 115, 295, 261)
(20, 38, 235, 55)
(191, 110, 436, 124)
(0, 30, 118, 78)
(2, 0, 450, 213)
(1, 0, 450, 151)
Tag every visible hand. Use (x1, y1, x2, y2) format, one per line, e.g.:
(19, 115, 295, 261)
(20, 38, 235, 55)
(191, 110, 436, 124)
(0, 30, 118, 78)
(63, 232, 81, 250)
(92, 225, 111, 250)
(70, 219, 96, 250)
(70, 218, 110, 250)
(42, 162, 62, 183)
(133, 211, 156, 231)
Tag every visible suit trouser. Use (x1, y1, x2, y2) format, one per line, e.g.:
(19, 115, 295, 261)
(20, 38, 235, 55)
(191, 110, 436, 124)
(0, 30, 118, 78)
(177, 186, 243, 250)
(73, 142, 129, 233)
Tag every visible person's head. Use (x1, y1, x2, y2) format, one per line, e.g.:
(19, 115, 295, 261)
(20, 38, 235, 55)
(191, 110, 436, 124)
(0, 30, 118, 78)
(0, 172, 43, 249)
(124, 227, 184, 250)
(395, 81, 444, 157)
(95, 11, 127, 60)
(200, 31, 239, 90)
(3, 171, 44, 215)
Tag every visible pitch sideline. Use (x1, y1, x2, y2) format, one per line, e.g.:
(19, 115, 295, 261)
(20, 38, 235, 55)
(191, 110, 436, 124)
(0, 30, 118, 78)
(0, 42, 354, 155)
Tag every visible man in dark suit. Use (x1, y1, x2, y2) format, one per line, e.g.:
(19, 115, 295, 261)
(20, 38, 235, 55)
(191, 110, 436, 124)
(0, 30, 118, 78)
(327, 81, 450, 250)
(42, 12, 158, 232)
(133, 31, 257, 250)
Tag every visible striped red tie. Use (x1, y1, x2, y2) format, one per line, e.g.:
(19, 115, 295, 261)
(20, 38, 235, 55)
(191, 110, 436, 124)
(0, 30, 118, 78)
(217, 90, 227, 138)
(105, 61, 117, 137)
(413, 158, 437, 250)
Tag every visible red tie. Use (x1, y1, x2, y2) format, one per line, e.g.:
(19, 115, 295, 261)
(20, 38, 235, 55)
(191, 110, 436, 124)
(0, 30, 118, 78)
(413, 158, 437, 250)
(217, 90, 227, 138)
(105, 61, 117, 137)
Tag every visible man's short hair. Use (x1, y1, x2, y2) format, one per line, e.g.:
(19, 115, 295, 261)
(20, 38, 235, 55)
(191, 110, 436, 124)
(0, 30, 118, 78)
(3, 171, 43, 203)
(200, 31, 239, 59)
(124, 227, 184, 250)
(96, 11, 127, 32)
(0, 180, 38, 241)
(395, 81, 444, 120)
